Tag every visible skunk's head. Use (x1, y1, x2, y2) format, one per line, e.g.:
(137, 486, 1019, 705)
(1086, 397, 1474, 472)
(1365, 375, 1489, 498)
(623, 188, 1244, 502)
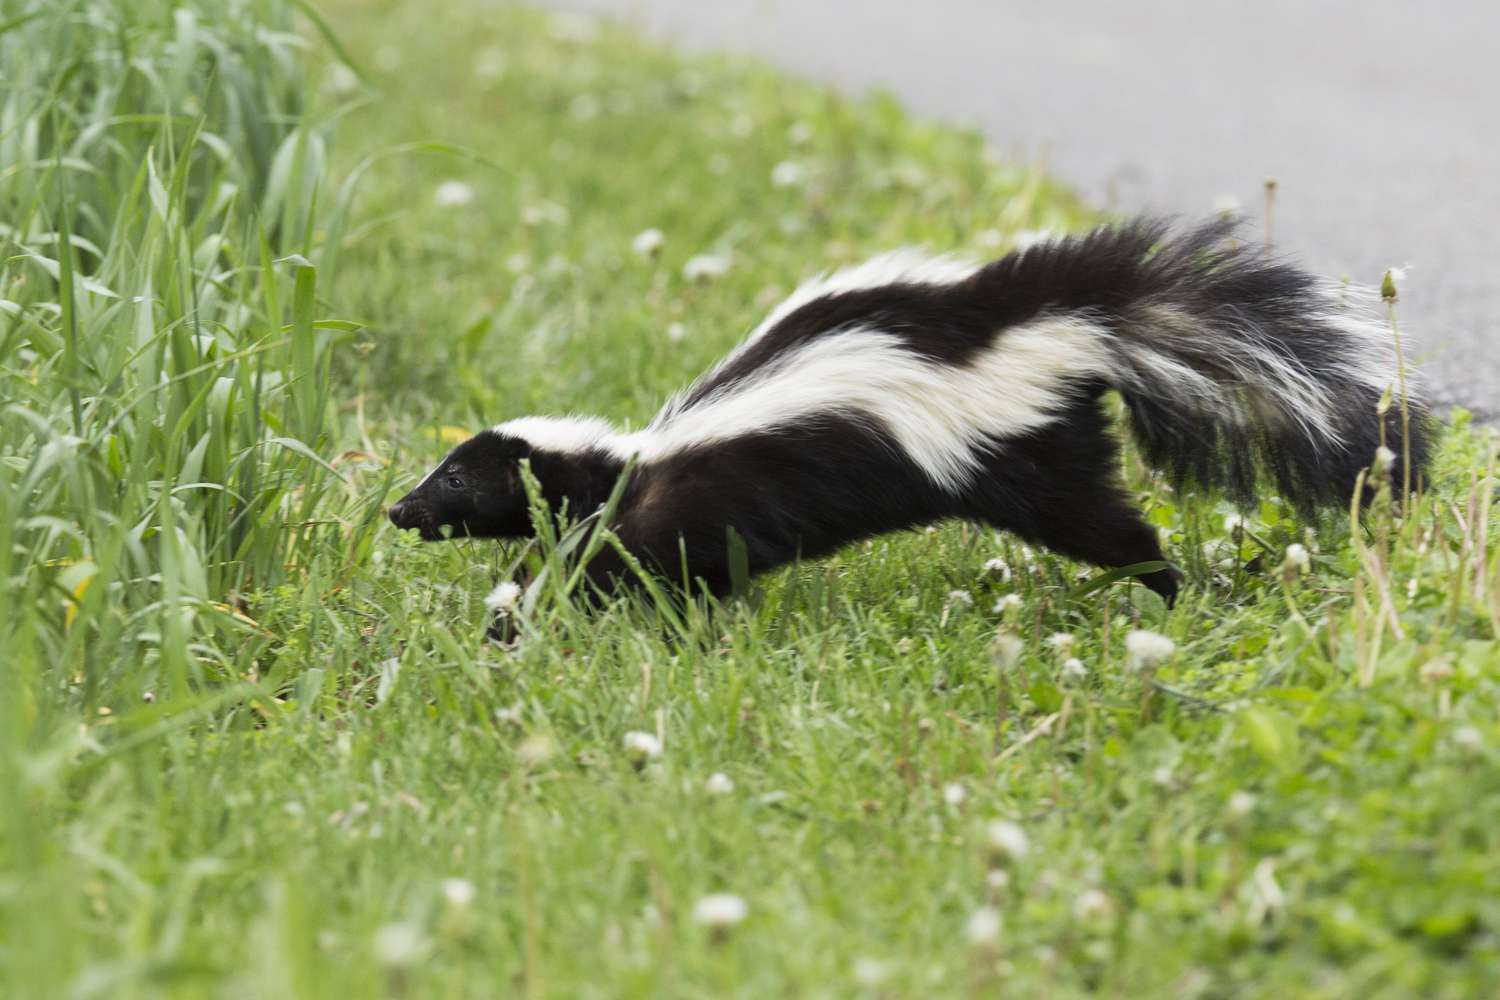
(388, 430, 533, 541)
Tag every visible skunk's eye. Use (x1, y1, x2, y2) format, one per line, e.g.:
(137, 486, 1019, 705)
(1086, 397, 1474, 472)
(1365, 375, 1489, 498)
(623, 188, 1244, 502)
(446, 475, 464, 490)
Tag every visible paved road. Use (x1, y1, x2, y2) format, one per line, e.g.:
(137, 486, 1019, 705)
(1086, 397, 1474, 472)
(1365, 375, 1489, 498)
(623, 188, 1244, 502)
(545, 0, 1496, 419)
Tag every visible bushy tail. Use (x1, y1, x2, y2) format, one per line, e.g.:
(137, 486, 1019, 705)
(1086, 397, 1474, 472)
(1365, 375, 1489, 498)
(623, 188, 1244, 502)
(1011, 218, 1429, 513)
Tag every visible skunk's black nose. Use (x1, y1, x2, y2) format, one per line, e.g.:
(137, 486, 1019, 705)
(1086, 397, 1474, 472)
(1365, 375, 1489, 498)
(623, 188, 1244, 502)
(388, 501, 408, 528)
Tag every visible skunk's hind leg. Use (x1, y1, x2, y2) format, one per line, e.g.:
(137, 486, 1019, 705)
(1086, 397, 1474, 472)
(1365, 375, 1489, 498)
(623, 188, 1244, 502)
(965, 414, 1182, 605)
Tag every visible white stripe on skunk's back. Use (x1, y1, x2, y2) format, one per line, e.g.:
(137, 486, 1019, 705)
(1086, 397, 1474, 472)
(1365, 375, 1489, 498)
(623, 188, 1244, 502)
(498, 309, 1116, 494)
(743, 248, 983, 345)
(635, 317, 1112, 490)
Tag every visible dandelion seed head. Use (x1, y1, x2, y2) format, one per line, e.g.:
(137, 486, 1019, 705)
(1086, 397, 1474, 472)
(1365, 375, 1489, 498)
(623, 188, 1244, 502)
(705, 772, 734, 796)
(1283, 543, 1311, 574)
(631, 228, 665, 257)
(485, 581, 522, 614)
(692, 893, 748, 928)
(373, 922, 426, 968)
(982, 557, 1012, 582)
(1060, 658, 1087, 682)
(942, 782, 967, 807)
(682, 253, 730, 281)
(1125, 630, 1175, 669)
(990, 631, 1024, 669)
(441, 878, 476, 907)
(434, 180, 476, 207)
(623, 730, 662, 762)
(985, 819, 1029, 862)
(992, 593, 1023, 616)
(946, 589, 974, 608)
(771, 160, 808, 188)
(1227, 790, 1256, 819)
(965, 905, 1002, 946)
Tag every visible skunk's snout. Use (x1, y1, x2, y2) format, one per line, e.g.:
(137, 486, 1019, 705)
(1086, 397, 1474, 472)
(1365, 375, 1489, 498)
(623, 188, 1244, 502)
(388, 500, 413, 529)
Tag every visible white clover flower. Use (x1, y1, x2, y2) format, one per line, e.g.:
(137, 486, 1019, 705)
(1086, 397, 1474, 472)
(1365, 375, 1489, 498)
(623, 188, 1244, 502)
(1227, 790, 1256, 819)
(623, 731, 662, 763)
(1453, 725, 1484, 752)
(943, 782, 967, 807)
(770, 160, 808, 188)
(985, 820, 1029, 862)
(990, 631, 1024, 669)
(434, 180, 476, 207)
(1060, 658, 1088, 683)
(965, 905, 1002, 946)
(683, 253, 730, 281)
(631, 228, 665, 257)
(1125, 630, 1175, 670)
(946, 589, 974, 608)
(1282, 543, 1311, 574)
(441, 878, 476, 907)
(986, 868, 1011, 890)
(705, 772, 734, 796)
(788, 120, 814, 145)
(666, 322, 688, 342)
(1072, 888, 1114, 922)
(373, 922, 427, 968)
(1151, 766, 1174, 788)
(485, 581, 523, 614)
(1212, 194, 1242, 216)
(692, 893, 748, 928)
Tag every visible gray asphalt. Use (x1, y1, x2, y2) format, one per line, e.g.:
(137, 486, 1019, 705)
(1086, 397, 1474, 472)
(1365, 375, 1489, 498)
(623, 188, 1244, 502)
(544, 0, 1498, 419)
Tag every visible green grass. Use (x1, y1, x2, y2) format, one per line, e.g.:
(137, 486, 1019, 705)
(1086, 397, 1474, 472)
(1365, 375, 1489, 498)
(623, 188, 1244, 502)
(4, 1, 1500, 997)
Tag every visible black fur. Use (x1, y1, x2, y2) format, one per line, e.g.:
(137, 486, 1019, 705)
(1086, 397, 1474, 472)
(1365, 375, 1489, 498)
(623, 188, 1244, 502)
(390, 218, 1429, 612)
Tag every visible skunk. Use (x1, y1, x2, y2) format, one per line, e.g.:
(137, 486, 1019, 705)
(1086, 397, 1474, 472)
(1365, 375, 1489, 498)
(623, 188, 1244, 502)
(389, 217, 1428, 608)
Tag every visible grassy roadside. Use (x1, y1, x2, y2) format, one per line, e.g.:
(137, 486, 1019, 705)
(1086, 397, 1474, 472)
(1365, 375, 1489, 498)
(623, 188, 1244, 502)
(4, 1, 1500, 997)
